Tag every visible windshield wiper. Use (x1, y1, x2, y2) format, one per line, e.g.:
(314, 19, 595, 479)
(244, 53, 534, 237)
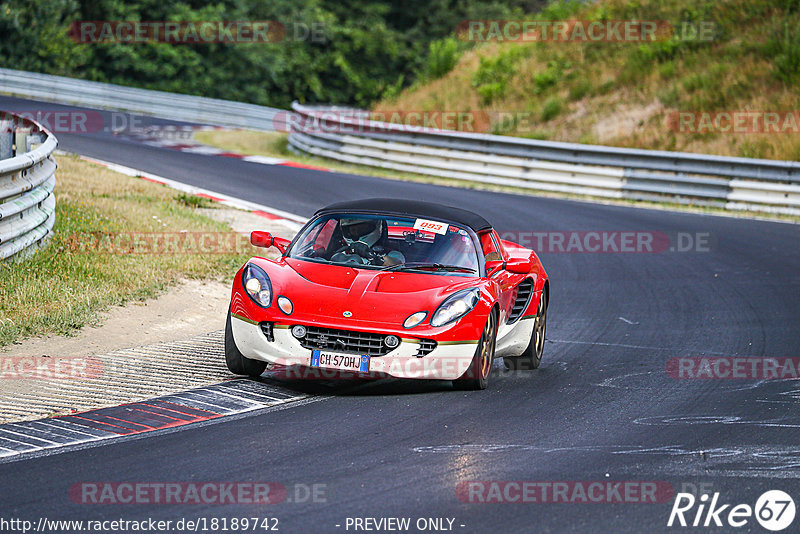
(381, 262, 476, 273)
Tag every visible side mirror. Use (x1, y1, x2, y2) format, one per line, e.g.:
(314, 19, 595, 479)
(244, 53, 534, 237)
(250, 231, 273, 248)
(505, 257, 533, 274)
(272, 237, 291, 254)
(485, 260, 504, 277)
(250, 231, 291, 254)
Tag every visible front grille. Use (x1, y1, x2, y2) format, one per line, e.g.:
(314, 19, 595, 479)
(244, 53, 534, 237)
(415, 339, 437, 358)
(507, 279, 533, 324)
(298, 326, 392, 356)
(295, 325, 437, 358)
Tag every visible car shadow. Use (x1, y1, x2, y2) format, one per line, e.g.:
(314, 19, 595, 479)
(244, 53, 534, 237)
(249, 363, 517, 396)
(250, 364, 454, 396)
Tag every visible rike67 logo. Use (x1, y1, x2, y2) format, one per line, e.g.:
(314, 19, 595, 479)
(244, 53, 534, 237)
(668, 490, 796, 531)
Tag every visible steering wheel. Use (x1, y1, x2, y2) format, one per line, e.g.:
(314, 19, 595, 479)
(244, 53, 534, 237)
(340, 240, 381, 264)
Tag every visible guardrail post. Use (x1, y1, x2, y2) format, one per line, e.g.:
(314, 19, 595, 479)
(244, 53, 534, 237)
(0, 113, 12, 160)
(14, 127, 30, 157)
(0, 129, 12, 160)
(26, 132, 44, 152)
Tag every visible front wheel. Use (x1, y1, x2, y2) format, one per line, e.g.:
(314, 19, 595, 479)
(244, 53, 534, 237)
(453, 311, 497, 391)
(504, 291, 547, 371)
(225, 312, 267, 378)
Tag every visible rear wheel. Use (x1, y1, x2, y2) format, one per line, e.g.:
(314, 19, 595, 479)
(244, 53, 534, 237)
(453, 311, 497, 391)
(225, 312, 267, 377)
(504, 291, 547, 371)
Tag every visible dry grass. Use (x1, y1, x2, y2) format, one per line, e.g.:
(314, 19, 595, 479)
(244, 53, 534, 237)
(194, 129, 288, 157)
(0, 154, 253, 347)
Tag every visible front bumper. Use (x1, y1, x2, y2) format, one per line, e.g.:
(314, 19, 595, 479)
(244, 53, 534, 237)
(230, 313, 477, 380)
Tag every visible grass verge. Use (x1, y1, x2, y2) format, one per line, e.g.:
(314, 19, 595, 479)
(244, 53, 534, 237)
(0, 154, 252, 348)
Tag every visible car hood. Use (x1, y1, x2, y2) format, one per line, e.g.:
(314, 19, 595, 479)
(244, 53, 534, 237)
(272, 258, 478, 325)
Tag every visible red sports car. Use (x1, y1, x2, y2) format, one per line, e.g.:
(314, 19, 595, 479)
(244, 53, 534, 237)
(225, 198, 549, 390)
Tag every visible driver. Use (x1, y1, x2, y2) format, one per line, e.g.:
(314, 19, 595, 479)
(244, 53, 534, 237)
(331, 218, 405, 266)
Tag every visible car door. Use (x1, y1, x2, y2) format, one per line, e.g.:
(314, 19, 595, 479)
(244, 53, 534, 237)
(480, 230, 525, 325)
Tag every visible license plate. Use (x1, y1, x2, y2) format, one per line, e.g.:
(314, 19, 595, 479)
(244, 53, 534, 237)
(311, 350, 370, 372)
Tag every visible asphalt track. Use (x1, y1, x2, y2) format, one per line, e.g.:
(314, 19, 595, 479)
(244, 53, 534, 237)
(2, 96, 800, 533)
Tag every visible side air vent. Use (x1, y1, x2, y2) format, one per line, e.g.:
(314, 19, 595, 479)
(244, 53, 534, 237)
(259, 322, 274, 342)
(507, 279, 533, 324)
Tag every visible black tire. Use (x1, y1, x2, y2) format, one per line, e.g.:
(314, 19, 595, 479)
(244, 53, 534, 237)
(453, 311, 497, 391)
(225, 312, 267, 377)
(504, 291, 547, 371)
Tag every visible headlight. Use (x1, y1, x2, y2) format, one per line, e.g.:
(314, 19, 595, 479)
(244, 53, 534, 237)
(430, 288, 480, 327)
(277, 296, 293, 315)
(242, 264, 272, 308)
(403, 311, 428, 329)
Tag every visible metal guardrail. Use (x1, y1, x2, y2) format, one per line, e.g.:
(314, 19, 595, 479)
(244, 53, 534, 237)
(0, 68, 286, 131)
(2, 69, 797, 216)
(0, 111, 58, 260)
(289, 103, 800, 216)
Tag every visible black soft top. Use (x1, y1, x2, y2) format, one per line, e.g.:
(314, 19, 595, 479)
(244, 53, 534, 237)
(315, 198, 493, 232)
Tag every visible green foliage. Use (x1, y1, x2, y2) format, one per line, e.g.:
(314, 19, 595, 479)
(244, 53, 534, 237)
(681, 72, 713, 92)
(423, 38, 463, 81)
(657, 86, 680, 107)
(658, 61, 676, 78)
(540, 96, 562, 122)
(537, 0, 584, 20)
(738, 140, 771, 159)
(472, 47, 528, 104)
(767, 21, 800, 84)
(0, 0, 542, 108)
(175, 193, 212, 208)
(568, 79, 592, 101)
(532, 59, 568, 95)
(0, 0, 88, 74)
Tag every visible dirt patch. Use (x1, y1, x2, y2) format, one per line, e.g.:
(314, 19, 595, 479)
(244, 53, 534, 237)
(592, 100, 664, 143)
(4, 278, 231, 360)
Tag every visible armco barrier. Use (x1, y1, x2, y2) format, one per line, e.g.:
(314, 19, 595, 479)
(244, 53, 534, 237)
(0, 68, 285, 131)
(0, 111, 58, 260)
(3, 68, 797, 216)
(288, 103, 800, 216)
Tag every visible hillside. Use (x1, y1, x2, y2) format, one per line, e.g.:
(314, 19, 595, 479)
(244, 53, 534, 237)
(375, 0, 800, 160)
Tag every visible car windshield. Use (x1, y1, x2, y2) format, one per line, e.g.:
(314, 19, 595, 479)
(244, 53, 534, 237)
(288, 213, 480, 275)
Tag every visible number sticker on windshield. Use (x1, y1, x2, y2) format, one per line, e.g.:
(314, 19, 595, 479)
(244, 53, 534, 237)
(413, 218, 448, 235)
